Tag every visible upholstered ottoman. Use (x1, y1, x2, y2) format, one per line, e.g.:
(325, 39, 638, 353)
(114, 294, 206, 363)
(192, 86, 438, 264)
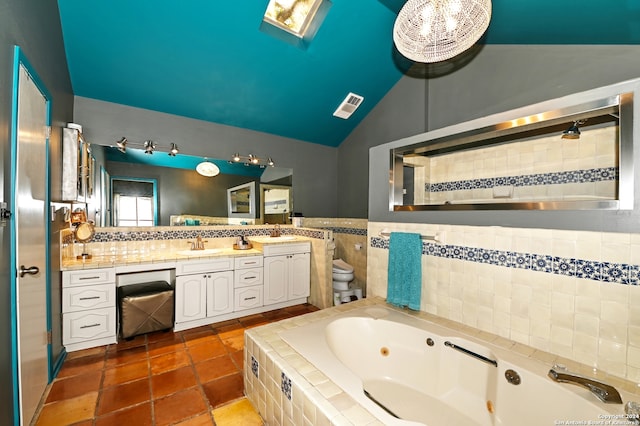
(118, 281, 174, 339)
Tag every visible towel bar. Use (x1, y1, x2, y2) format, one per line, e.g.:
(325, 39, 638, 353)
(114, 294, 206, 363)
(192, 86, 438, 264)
(379, 231, 439, 243)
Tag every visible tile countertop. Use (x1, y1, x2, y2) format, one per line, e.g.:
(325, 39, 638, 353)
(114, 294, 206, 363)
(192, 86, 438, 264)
(61, 236, 311, 271)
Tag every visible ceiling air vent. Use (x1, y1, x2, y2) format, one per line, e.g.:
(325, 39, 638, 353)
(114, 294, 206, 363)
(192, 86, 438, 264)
(333, 92, 364, 119)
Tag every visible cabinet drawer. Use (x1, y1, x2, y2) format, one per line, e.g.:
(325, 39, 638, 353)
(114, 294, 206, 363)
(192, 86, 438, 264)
(234, 286, 263, 311)
(63, 268, 115, 287)
(234, 267, 263, 288)
(262, 242, 310, 257)
(63, 284, 116, 312)
(234, 256, 263, 269)
(176, 258, 233, 275)
(63, 307, 116, 345)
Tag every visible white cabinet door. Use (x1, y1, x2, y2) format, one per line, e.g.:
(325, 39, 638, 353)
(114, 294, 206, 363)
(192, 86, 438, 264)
(207, 271, 234, 317)
(235, 286, 263, 311)
(288, 252, 310, 299)
(63, 307, 117, 345)
(263, 255, 288, 305)
(175, 274, 207, 323)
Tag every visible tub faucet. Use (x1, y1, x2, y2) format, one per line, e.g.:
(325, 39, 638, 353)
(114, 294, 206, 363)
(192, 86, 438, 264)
(270, 224, 281, 238)
(548, 364, 622, 404)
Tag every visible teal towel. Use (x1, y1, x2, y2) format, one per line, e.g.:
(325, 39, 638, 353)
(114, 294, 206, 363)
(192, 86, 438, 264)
(387, 232, 422, 310)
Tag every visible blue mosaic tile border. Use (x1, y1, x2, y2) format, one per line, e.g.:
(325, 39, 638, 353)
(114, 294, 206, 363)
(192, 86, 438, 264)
(315, 226, 367, 236)
(370, 236, 637, 286)
(427, 167, 618, 193)
(91, 227, 326, 242)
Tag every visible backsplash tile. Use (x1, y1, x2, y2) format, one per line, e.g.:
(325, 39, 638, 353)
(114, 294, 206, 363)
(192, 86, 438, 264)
(368, 221, 640, 382)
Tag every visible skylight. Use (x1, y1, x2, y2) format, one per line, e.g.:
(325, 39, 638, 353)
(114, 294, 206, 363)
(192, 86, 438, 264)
(263, 0, 324, 37)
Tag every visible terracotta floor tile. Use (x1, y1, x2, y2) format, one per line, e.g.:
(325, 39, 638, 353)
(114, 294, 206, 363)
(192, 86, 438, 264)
(212, 398, 263, 426)
(57, 354, 106, 379)
(65, 346, 106, 361)
(230, 350, 244, 370)
(95, 401, 152, 426)
(97, 378, 150, 416)
(35, 392, 98, 426)
(45, 370, 102, 403)
(108, 334, 146, 352)
(151, 366, 197, 399)
(218, 328, 245, 352)
(35, 304, 314, 425)
(182, 327, 216, 347)
(238, 313, 268, 327)
(210, 319, 243, 334)
(147, 335, 186, 358)
(174, 412, 215, 426)
(201, 373, 244, 408)
(187, 337, 227, 363)
(150, 348, 190, 375)
(105, 344, 148, 368)
(154, 388, 208, 425)
(195, 354, 239, 384)
(103, 359, 149, 387)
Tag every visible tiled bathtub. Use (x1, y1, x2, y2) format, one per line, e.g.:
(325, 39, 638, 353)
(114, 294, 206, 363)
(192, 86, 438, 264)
(243, 297, 640, 425)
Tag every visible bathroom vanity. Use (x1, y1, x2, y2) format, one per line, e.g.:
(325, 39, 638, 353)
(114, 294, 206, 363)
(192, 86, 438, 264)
(61, 239, 311, 351)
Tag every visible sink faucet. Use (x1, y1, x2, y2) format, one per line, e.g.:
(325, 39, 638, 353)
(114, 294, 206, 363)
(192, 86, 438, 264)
(189, 234, 207, 250)
(548, 365, 623, 404)
(270, 224, 281, 238)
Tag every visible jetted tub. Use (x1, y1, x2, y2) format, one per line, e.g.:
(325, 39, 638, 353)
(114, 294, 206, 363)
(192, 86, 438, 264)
(279, 305, 631, 426)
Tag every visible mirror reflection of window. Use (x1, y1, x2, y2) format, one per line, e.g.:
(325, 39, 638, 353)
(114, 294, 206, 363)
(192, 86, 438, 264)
(115, 195, 154, 226)
(111, 178, 157, 226)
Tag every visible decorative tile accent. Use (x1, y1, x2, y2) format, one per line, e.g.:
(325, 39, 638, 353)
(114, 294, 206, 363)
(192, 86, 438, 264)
(251, 355, 259, 378)
(426, 167, 619, 193)
(370, 236, 638, 286)
(281, 372, 292, 401)
(91, 226, 326, 242)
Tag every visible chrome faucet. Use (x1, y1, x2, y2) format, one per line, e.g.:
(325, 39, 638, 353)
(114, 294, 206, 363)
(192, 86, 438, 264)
(270, 224, 281, 238)
(548, 364, 622, 404)
(188, 234, 207, 250)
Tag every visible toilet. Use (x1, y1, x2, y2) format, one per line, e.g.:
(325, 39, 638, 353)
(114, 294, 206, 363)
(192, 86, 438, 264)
(332, 259, 363, 305)
(332, 258, 354, 290)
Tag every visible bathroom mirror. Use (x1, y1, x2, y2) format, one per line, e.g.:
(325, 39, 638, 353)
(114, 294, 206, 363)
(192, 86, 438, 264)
(227, 181, 257, 219)
(91, 145, 293, 226)
(391, 92, 633, 211)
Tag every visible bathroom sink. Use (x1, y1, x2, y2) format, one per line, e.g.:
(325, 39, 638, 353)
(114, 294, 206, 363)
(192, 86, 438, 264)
(176, 248, 222, 256)
(251, 236, 297, 243)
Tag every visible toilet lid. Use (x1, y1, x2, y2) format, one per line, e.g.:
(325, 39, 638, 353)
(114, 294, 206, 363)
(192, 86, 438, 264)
(332, 258, 354, 273)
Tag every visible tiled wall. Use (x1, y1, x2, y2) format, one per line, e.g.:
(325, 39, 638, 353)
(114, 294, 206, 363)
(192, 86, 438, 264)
(368, 221, 640, 383)
(304, 218, 368, 297)
(405, 126, 618, 204)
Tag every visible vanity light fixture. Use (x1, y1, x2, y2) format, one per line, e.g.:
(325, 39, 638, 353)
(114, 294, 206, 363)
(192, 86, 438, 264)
(196, 158, 220, 177)
(561, 120, 586, 139)
(116, 137, 127, 153)
(230, 153, 275, 168)
(393, 0, 492, 63)
(112, 138, 179, 156)
(143, 140, 156, 154)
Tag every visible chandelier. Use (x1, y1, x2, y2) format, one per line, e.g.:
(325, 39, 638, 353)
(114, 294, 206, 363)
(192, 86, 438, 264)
(393, 0, 492, 63)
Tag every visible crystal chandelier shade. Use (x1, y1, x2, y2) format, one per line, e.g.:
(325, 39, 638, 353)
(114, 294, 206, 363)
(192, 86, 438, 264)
(393, 0, 492, 63)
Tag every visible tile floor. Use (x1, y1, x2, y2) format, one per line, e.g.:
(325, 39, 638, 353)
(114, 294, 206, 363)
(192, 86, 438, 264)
(34, 304, 319, 426)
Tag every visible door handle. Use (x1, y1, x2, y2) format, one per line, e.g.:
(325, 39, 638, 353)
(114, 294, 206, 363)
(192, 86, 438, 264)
(19, 265, 40, 277)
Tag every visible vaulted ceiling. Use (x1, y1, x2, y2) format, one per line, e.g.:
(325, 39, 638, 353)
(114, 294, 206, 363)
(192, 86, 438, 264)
(57, 0, 640, 148)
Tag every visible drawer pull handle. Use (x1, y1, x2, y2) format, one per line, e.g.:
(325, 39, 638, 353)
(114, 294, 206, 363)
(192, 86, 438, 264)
(244, 262, 257, 265)
(244, 296, 257, 301)
(79, 296, 101, 300)
(244, 276, 257, 280)
(78, 276, 101, 280)
(80, 323, 101, 329)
